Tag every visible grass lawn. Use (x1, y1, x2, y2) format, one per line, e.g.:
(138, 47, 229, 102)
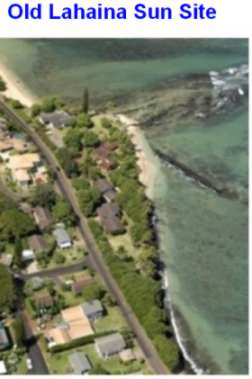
(94, 306, 128, 334)
(16, 355, 28, 374)
(42, 341, 144, 375)
(92, 115, 110, 139)
(108, 232, 144, 259)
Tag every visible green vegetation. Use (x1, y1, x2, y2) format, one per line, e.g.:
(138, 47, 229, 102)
(82, 130, 100, 147)
(52, 198, 75, 226)
(56, 148, 79, 177)
(11, 319, 25, 348)
(0, 264, 15, 314)
(75, 178, 101, 217)
(0, 77, 7, 91)
(31, 183, 56, 209)
(0, 208, 35, 242)
(75, 112, 93, 129)
(89, 220, 180, 371)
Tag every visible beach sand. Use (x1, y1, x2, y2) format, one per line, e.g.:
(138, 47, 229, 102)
(0, 61, 37, 107)
(117, 114, 162, 200)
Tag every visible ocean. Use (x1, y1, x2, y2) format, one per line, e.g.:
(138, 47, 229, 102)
(0, 39, 248, 374)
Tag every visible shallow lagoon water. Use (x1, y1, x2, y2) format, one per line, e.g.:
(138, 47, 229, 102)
(0, 39, 248, 373)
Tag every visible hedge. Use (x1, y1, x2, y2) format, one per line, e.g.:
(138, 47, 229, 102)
(49, 330, 114, 353)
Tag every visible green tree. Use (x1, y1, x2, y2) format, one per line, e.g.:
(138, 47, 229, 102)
(31, 103, 41, 117)
(56, 148, 79, 178)
(52, 198, 75, 226)
(101, 117, 112, 129)
(12, 319, 25, 347)
(76, 113, 93, 129)
(31, 183, 56, 209)
(0, 77, 6, 91)
(63, 128, 83, 155)
(0, 264, 15, 314)
(0, 209, 35, 242)
(41, 97, 57, 112)
(82, 130, 100, 147)
(82, 88, 89, 114)
(77, 187, 101, 217)
(84, 283, 106, 302)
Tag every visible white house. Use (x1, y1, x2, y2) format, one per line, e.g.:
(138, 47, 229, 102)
(22, 249, 35, 262)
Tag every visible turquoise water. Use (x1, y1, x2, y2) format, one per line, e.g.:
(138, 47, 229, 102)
(0, 39, 248, 374)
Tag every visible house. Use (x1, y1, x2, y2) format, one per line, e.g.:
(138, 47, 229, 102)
(7, 153, 41, 172)
(11, 138, 29, 153)
(53, 226, 72, 249)
(33, 206, 52, 231)
(21, 249, 35, 262)
(39, 110, 73, 129)
(7, 153, 43, 187)
(94, 178, 117, 202)
(33, 290, 54, 310)
(28, 234, 48, 254)
(69, 352, 91, 375)
(71, 273, 93, 295)
(0, 323, 10, 351)
(119, 348, 136, 363)
(0, 361, 7, 375)
(45, 305, 93, 347)
(95, 333, 126, 359)
(82, 300, 104, 321)
(93, 142, 118, 171)
(0, 139, 13, 153)
(97, 203, 125, 235)
(12, 169, 31, 188)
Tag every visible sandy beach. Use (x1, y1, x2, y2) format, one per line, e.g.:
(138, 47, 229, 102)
(0, 61, 37, 107)
(117, 114, 161, 199)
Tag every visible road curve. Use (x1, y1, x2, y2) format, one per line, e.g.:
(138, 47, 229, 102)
(0, 98, 169, 375)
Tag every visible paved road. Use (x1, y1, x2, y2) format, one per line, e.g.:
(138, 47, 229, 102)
(21, 259, 88, 281)
(20, 311, 49, 375)
(0, 99, 169, 375)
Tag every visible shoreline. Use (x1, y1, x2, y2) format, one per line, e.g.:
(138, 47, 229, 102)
(116, 114, 161, 200)
(0, 61, 38, 108)
(117, 113, 204, 374)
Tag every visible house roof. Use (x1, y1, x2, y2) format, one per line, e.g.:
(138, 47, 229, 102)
(39, 110, 73, 128)
(94, 178, 114, 194)
(22, 249, 35, 261)
(95, 333, 126, 356)
(82, 300, 103, 318)
(53, 227, 71, 246)
(97, 203, 124, 234)
(33, 207, 52, 230)
(8, 153, 40, 170)
(28, 234, 47, 252)
(69, 352, 91, 374)
(0, 138, 13, 152)
(61, 305, 94, 341)
(12, 169, 30, 183)
(71, 274, 93, 294)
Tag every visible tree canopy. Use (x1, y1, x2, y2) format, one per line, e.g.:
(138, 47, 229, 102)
(0, 208, 35, 242)
(0, 264, 15, 313)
